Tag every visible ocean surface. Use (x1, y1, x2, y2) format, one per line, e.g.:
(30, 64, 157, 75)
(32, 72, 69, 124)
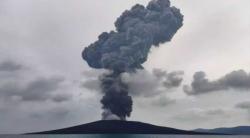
(0, 135, 250, 138)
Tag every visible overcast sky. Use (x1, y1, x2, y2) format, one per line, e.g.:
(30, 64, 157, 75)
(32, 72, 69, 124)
(0, 0, 250, 134)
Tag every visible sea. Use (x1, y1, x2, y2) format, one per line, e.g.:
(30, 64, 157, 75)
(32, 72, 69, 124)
(0, 135, 250, 138)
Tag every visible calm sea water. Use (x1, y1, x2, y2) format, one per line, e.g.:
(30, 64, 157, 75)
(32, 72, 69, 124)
(1, 135, 250, 138)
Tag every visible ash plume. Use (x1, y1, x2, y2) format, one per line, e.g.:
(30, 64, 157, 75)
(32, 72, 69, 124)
(82, 0, 183, 120)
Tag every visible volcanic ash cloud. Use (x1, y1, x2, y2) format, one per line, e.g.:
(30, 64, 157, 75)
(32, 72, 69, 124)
(82, 0, 183, 120)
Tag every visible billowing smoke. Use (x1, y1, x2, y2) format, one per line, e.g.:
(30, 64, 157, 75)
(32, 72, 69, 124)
(184, 70, 250, 95)
(82, 0, 183, 120)
(100, 73, 132, 120)
(102, 109, 121, 121)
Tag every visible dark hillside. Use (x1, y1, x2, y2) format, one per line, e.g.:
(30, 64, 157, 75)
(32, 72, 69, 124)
(34, 120, 209, 134)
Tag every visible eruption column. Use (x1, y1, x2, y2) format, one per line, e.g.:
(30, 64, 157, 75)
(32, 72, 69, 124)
(82, 0, 183, 120)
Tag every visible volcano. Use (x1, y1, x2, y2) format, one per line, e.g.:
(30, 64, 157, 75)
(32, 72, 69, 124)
(34, 120, 214, 134)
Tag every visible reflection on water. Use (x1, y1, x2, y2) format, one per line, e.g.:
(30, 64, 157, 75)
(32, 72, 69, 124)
(0, 135, 248, 138)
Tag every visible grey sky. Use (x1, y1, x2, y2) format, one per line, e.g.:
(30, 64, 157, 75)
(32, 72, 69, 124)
(0, 0, 250, 134)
